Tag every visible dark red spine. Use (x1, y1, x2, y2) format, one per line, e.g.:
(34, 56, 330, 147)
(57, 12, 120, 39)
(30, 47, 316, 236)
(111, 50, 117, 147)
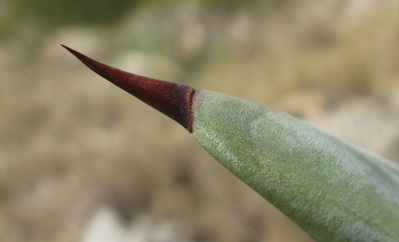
(62, 45, 195, 132)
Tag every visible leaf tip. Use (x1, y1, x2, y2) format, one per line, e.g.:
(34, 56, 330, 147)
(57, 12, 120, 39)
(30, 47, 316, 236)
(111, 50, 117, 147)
(61, 45, 196, 132)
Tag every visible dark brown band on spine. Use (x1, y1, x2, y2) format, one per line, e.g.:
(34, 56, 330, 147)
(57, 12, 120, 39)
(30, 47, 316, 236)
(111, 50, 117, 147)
(185, 88, 195, 132)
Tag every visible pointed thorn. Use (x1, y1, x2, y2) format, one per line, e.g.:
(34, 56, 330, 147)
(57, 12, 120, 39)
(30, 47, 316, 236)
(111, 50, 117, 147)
(61, 44, 195, 132)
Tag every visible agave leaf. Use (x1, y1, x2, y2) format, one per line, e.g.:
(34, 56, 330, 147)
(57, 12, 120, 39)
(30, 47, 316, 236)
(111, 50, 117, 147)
(62, 45, 399, 241)
(193, 90, 399, 241)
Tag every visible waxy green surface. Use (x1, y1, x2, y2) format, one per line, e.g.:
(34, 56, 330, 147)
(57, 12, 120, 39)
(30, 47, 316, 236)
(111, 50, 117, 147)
(192, 90, 399, 241)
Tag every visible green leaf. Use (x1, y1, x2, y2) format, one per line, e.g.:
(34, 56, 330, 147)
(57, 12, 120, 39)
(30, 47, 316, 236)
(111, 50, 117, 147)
(192, 90, 399, 241)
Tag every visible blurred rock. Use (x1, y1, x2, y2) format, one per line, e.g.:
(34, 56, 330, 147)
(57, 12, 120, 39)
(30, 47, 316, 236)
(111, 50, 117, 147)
(82, 206, 190, 242)
(275, 90, 328, 120)
(311, 94, 399, 161)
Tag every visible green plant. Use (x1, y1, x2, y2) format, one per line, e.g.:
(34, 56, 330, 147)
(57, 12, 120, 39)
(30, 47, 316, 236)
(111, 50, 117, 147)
(62, 45, 399, 241)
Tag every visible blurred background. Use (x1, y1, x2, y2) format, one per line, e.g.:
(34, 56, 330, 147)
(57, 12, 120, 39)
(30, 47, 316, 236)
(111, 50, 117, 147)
(0, 0, 398, 241)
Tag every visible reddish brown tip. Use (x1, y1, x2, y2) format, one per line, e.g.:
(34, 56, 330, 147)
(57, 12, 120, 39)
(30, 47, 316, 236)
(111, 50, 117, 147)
(61, 44, 195, 132)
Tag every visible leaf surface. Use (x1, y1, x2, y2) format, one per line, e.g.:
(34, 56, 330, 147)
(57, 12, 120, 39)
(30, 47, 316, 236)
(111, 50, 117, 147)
(192, 90, 399, 241)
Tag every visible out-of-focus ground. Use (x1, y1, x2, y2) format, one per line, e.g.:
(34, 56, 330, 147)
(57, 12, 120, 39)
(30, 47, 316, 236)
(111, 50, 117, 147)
(0, 0, 398, 241)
